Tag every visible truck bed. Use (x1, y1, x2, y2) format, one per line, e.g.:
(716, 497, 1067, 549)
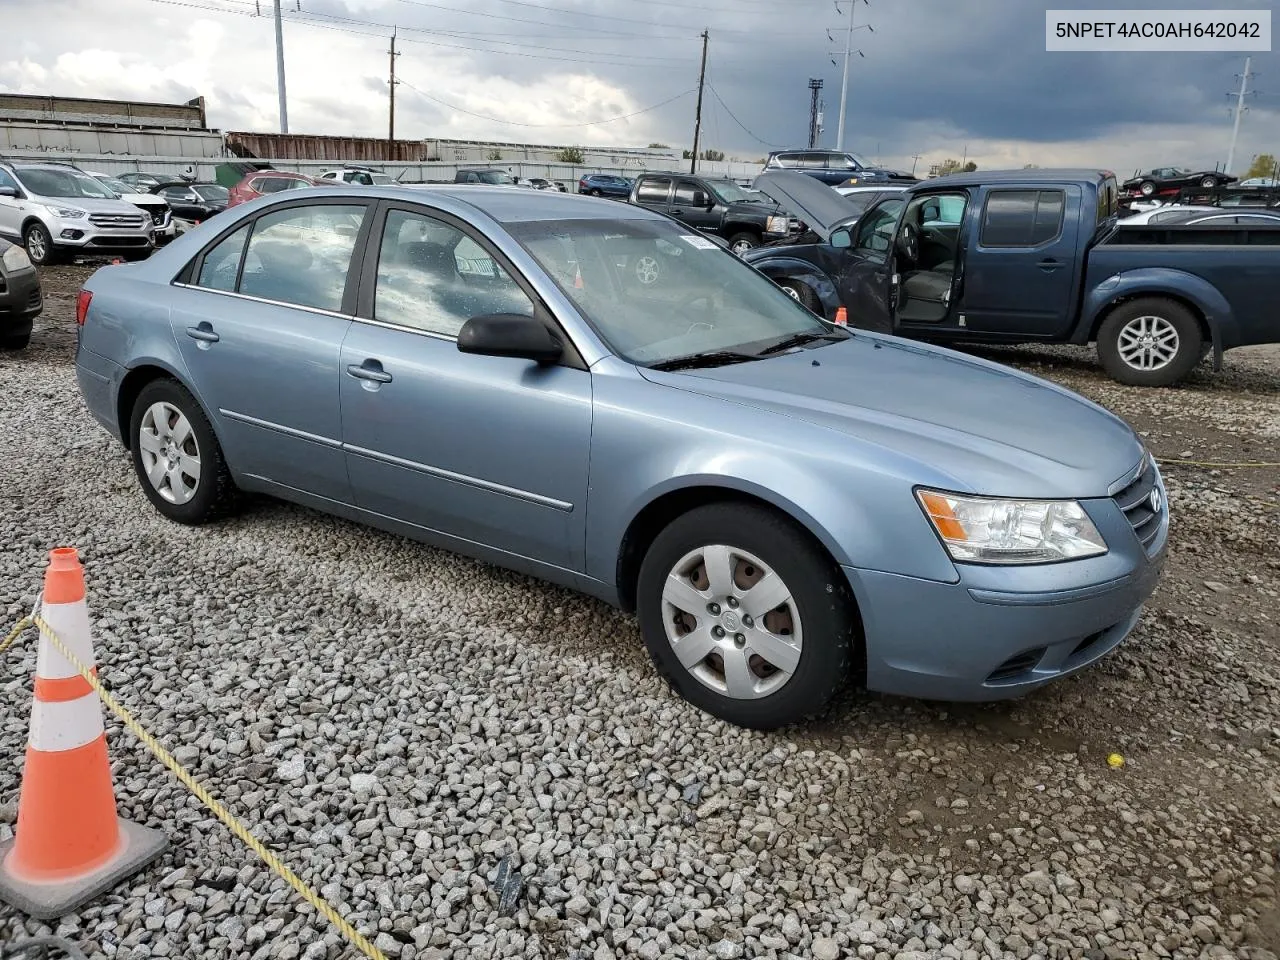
(1087, 224, 1280, 350)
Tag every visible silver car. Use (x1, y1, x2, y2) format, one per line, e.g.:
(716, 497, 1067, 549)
(74, 185, 1168, 729)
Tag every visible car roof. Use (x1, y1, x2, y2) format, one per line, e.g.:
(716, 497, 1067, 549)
(288, 184, 669, 224)
(923, 168, 1114, 188)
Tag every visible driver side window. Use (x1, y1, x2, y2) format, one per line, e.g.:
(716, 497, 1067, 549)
(853, 199, 905, 256)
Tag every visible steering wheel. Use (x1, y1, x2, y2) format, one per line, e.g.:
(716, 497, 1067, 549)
(897, 222, 920, 262)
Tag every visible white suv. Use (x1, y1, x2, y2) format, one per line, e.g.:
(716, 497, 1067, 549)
(0, 161, 155, 265)
(86, 172, 177, 245)
(318, 166, 397, 185)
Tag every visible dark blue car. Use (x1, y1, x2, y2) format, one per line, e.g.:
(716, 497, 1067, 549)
(578, 173, 633, 198)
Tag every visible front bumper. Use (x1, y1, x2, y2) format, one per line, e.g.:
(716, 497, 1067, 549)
(51, 217, 154, 252)
(0, 265, 42, 330)
(844, 488, 1169, 702)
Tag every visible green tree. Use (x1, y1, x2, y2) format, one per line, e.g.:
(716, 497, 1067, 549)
(682, 149, 693, 159)
(701, 149, 725, 162)
(1244, 153, 1277, 179)
(486, 149, 503, 161)
(962, 161, 978, 172)
(556, 147, 585, 164)
(647, 142, 670, 148)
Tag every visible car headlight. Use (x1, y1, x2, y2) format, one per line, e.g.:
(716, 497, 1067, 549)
(916, 489, 1107, 564)
(2, 244, 31, 271)
(52, 207, 87, 219)
(765, 215, 788, 234)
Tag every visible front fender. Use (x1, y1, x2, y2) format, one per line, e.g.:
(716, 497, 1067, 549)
(742, 254, 841, 319)
(1083, 268, 1235, 364)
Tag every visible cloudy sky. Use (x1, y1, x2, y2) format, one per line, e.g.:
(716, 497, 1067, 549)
(2, 0, 1276, 175)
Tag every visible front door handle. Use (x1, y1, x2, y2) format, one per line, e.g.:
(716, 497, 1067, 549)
(185, 323, 219, 343)
(1037, 258, 1064, 272)
(346, 361, 392, 384)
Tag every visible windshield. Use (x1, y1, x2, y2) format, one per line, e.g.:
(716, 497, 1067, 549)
(95, 176, 135, 196)
(369, 173, 395, 184)
(16, 168, 116, 200)
(193, 185, 229, 201)
(707, 180, 755, 204)
(508, 218, 838, 365)
(479, 171, 516, 185)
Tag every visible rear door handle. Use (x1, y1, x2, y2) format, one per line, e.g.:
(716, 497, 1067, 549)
(346, 361, 392, 384)
(185, 323, 219, 343)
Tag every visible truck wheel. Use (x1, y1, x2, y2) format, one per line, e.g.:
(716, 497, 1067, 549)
(1138, 181, 1156, 197)
(636, 502, 856, 730)
(1097, 298, 1203, 387)
(778, 280, 820, 314)
(727, 232, 759, 255)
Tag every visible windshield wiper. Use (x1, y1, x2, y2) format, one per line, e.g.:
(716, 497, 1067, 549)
(649, 350, 761, 372)
(755, 330, 849, 356)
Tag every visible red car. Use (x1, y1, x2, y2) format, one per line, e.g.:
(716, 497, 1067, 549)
(227, 170, 335, 207)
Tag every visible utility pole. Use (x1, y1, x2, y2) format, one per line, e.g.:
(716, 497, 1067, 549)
(388, 28, 400, 147)
(834, 0, 867, 150)
(690, 29, 709, 174)
(273, 0, 289, 133)
(1225, 56, 1254, 175)
(910, 153, 922, 176)
(807, 78, 824, 148)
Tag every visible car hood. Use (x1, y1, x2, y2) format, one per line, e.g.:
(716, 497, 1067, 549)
(639, 334, 1144, 499)
(122, 194, 166, 207)
(37, 196, 148, 216)
(750, 171, 861, 240)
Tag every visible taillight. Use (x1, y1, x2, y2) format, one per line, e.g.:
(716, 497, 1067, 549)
(75, 289, 93, 326)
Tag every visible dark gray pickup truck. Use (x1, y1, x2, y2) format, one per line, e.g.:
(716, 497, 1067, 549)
(746, 169, 1280, 386)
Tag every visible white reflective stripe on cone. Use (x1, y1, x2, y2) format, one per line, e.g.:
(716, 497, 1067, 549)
(29, 691, 105, 752)
(34, 597, 97, 682)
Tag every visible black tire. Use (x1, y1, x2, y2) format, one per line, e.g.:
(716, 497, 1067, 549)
(636, 503, 857, 730)
(1, 331, 31, 350)
(727, 232, 759, 255)
(1096, 298, 1204, 387)
(778, 279, 821, 313)
(23, 223, 58, 266)
(1200, 176, 1218, 188)
(1139, 181, 1156, 197)
(589, 189, 602, 197)
(128, 378, 238, 524)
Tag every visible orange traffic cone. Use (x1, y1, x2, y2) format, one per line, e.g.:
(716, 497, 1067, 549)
(0, 547, 167, 919)
(834, 306, 848, 326)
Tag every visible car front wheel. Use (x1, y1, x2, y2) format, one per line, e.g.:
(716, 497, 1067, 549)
(637, 503, 856, 730)
(727, 232, 759, 255)
(23, 224, 58, 266)
(1139, 181, 1156, 197)
(129, 379, 238, 523)
(1200, 176, 1218, 188)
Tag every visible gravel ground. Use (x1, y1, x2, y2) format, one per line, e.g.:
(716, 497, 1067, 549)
(1, 263, 1278, 960)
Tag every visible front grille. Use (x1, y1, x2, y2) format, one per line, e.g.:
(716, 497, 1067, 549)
(86, 236, 148, 247)
(987, 647, 1045, 683)
(1112, 456, 1165, 554)
(88, 213, 147, 229)
(147, 207, 169, 226)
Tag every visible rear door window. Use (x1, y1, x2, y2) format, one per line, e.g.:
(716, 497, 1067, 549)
(636, 178, 671, 205)
(980, 190, 1065, 246)
(195, 224, 250, 291)
(238, 204, 367, 311)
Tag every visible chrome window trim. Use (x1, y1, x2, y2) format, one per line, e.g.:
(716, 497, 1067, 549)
(172, 282, 352, 320)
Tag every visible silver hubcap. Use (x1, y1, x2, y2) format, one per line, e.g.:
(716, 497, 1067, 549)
(732, 240, 752, 253)
(635, 256, 660, 285)
(27, 231, 46, 261)
(661, 545, 802, 700)
(1117, 315, 1180, 371)
(782, 285, 801, 301)
(138, 402, 201, 504)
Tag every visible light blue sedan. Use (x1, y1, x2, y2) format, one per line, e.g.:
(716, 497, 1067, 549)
(74, 185, 1168, 729)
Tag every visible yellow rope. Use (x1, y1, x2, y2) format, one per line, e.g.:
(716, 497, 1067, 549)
(1, 615, 389, 960)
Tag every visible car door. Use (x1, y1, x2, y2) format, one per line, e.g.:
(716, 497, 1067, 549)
(633, 177, 672, 214)
(0, 168, 23, 239)
(951, 186, 1082, 339)
(170, 199, 372, 502)
(160, 185, 200, 220)
(832, 196, 905, 334)
(339, 203, 592, 571)
(670, 179, 719, 232)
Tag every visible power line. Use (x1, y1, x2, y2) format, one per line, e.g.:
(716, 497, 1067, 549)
(707, 84, 785, 148)
(396, 77, 696, 129)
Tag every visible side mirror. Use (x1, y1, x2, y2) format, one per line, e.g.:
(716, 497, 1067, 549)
(691, 191, 708, 207)
(830, 227, 853, 249)
(0, 186, 17, 198)
(457, 313, 563, 365)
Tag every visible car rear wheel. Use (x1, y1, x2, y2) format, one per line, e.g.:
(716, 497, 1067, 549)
(637, 503, 856, 730)
(1139, 181, 1156, 197)
(589, 189, 602, 197)
(1097, 298, 1203, 387)
(129, 379, 238, 524)
(1200, 176, 1218, 188)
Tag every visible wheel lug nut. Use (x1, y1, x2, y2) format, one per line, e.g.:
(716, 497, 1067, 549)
(712, 625, 726, 638)
(726, 596, 739, 608)
(734, 633, 746, 648)
(742, 615, 754, 628)
(707, 602, 721, 615)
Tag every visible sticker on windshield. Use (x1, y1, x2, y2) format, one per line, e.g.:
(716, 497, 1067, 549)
(680, 234, 719, 250)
